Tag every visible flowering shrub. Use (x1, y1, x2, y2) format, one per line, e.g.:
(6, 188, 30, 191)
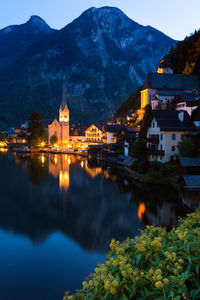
(64, 210, 200, 299)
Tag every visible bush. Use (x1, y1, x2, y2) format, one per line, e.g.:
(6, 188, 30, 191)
(143, 162, 178, 186)
(131, 159, 140, 171)
(50, 134, 58, 145)
(132, 138, 146, 160)
(178, 138, 197, 157)
(65, 210, 200, 299)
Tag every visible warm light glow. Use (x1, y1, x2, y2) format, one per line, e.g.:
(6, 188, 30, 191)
(41, 142, 45, 147)
(54, 156, 58, 164)
(0, 141, 6, 147)
(138, 202, 146, 220)
(81, 161, 84, 168)
(54, 144, 57, 148)
(59, 170, 69, 192)
(41, 155, 45, 165)
(0, 148, 7, 152)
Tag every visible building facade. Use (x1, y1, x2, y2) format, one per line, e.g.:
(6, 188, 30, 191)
(48, 79, 70, 145)
(140, 55, 200, 111)
(85, 124, 103, 143)
(147, 110, 195, 162)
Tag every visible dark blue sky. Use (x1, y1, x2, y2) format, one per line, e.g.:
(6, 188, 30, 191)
(0, 0, 199, 40)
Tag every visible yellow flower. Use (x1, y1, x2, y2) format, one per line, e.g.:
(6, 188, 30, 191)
(175, 263, 179, 268)
(156, 275, 163, 281)
(89, 280, 93, 287)
(121, 271, 127, 277)
(163, 278, 169, 285)
(112, 280, 119, 287)
(155, 269, 162, 275)
(155, 281, 163, 289)
(178, 258, 184, 264)
(106, 260, 111, 266)
(110, 287, 117, 295)
(112, 260, 118, 267)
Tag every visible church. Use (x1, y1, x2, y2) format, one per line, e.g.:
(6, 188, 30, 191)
(48, 78, 70, 145)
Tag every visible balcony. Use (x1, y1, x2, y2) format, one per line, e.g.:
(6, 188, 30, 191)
(147, 149, 165, 155)
(147, 136, 159, 144)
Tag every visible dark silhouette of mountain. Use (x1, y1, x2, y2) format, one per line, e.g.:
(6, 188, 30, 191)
(0, 7, 176, 128)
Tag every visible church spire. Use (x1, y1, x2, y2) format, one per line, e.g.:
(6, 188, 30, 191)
(61, 75, 68, 110)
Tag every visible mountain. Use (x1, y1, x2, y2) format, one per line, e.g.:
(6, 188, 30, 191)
(0, 7, 176, 128)
(0, 15, 54, 70)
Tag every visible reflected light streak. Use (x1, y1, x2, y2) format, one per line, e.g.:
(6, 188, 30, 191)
(41, 155, 45, 165)
(59, 170, 69, 192)
(138, 202, 146, 220)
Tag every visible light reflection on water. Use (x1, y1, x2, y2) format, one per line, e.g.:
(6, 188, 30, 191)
(0, 152, 183, 300)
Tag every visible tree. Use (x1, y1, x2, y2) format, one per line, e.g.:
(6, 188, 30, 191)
(139, 104, 153, 139)
(115, 87, 141, 118)
(28, 111, 46, 146)
(178, 138, 197, 157)
(131, 138, 146, 160)
(50, 134, 58, 145)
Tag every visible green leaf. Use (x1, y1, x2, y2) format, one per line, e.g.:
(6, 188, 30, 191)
(135, 254, 142, 265)
(190, 288, 200, 299)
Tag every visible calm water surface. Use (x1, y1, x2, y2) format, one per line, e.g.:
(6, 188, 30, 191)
(0, 152, 183, 300)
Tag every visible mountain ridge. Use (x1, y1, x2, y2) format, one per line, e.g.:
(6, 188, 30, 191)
(0, 6, 176, 128)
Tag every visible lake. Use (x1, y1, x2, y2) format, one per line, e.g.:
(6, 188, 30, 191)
(0, 152, 183, 300)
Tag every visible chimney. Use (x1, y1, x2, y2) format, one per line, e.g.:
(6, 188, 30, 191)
(178, 111, 184, 122)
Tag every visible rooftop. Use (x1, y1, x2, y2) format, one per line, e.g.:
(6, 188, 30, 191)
(143, 73, 200, 90)
(103, 124, 128, 133)
(179, 157, 200, 167)
(152, 110, 195, 131)
(183, 175, 200, 188)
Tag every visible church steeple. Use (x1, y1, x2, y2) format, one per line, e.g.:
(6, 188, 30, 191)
(60, 76, 68, 110)
(59, 76, 69, 123)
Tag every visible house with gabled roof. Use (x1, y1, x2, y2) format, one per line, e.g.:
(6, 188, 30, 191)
(85, 124, 103, 143)
(146, 110, 195, 162)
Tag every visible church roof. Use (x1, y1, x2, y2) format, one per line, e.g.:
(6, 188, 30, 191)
(143, 73, 200, 90)
(61, 77, 68, 110)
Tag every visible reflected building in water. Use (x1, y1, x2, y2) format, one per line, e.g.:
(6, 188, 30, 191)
(0, 153, 185, 253)
(48, 154, 71, 192)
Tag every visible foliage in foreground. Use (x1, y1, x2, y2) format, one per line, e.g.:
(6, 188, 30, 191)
(142, 161, 178, 186)
(178, 138, 197, 157)
(64, 210, 200, 299)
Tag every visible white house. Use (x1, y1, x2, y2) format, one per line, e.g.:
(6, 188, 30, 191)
(85, 124, 103, 143)
(147, 110, 195, 162)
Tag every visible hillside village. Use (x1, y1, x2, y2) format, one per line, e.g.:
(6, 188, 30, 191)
(1, 53, 200, 209)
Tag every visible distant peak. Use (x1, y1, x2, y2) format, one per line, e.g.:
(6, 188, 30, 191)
(27, 15, 53, 32)
(86, 6, 124, 15)
(27, 15, 49, 27)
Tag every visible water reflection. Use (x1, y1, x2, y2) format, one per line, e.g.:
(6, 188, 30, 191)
(0, 153, 183, 247)
(0, 152, 184, 299)
(0, 153, 144, 251)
